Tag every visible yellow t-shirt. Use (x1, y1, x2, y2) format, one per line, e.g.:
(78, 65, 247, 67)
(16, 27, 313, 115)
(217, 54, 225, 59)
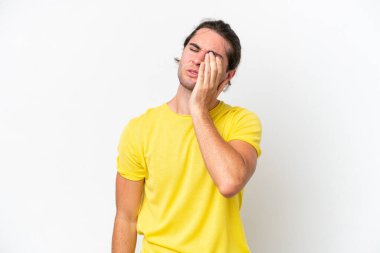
(117, 101, 262, 253)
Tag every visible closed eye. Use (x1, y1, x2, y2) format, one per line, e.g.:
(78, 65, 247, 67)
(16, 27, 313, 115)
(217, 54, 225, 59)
(189, 47, 199, 52)
(187, 42, 224, 59)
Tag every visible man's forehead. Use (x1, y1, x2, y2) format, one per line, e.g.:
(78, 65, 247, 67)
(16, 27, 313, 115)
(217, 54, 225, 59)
(189, 28, 230, 57)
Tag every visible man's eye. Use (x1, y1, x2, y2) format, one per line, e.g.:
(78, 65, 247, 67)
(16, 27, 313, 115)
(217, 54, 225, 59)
(190, 47, 199, 52)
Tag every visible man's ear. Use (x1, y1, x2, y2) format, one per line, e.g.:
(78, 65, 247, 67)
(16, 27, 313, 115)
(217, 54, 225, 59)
(220, 69, 236, 87)
(226, 69, 237, 81)
(217, 69, 236, 96)
(218, 69, 236, 90)
(217, 69, 237, 94)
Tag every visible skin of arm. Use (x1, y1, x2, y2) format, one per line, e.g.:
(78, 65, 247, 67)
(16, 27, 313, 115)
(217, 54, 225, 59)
(190, 52, 258, 198)
(192, 112, 258, 198)
(112, 173, 144, 253)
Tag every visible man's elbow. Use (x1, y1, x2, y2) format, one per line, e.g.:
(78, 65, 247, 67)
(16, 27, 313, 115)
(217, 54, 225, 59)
(218, 179, 245, 198)
(217, 167, 255, 198)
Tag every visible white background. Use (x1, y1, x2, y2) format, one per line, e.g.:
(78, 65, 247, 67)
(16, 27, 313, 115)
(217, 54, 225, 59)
(1, 0, 379, 252)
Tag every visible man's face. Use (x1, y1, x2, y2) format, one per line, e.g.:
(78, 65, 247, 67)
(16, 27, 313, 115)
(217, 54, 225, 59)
(177, 28, 231, 91)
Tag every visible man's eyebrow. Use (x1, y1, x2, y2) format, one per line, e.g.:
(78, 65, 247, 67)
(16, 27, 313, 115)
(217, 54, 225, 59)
(189, 43, 224, 59)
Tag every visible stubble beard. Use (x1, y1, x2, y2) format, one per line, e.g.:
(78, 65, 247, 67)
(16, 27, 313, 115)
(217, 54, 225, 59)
(177, 68, 196, 92)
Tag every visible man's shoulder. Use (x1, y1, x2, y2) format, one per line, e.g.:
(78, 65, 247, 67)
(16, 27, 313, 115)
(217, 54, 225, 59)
(220, 101, 260, 121)
(125, 103, 166, 129)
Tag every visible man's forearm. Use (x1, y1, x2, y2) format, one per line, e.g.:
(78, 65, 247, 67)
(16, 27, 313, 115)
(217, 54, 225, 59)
(112, 215, 137, 253)
(191, 110, 247, 197)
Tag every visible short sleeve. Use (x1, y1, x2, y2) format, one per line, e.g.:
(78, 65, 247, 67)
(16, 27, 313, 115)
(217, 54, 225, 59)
(227, 108, 262, 157)
(116, 118, 146, 180)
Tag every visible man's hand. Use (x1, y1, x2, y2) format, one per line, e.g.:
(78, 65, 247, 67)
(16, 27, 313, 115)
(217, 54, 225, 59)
(189, 52, 229, 115)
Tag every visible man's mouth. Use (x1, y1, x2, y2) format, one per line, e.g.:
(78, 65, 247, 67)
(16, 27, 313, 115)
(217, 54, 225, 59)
(187, 69, 198, 78)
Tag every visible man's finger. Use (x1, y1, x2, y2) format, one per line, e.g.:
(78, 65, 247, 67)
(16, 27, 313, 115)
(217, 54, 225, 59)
(209, 52, 217, 88)
(203, 53, 211, 88)
(216, 56, 223, 85)
(196, 61, 205, 87)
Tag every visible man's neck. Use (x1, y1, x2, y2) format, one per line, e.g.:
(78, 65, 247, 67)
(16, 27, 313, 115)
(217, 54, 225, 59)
(167, 85, 220, 116)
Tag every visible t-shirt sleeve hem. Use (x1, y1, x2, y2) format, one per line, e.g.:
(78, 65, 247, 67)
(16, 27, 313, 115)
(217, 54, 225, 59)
(117, 166, 145, 181)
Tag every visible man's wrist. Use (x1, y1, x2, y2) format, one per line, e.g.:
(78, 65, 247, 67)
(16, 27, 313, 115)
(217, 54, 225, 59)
(190, 106, 209, 118)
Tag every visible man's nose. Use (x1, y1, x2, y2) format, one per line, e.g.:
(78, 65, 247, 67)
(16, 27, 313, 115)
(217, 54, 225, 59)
(192, 50, 208, 66)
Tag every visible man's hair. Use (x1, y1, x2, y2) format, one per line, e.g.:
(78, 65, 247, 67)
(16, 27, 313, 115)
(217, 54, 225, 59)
(184, 19, 241, 71)
(176, 19, 241, 72)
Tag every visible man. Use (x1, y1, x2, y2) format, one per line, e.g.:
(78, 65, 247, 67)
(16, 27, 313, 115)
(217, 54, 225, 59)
(112, 20, 262, 253)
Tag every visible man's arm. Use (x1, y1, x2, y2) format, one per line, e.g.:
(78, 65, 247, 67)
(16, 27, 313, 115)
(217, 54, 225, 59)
(192, 112, 258, 198)
(112, 173, 144, 253)
(189, 52, 258, 198)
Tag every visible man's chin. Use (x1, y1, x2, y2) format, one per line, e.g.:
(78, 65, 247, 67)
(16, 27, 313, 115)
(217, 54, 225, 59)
(179, 82, 195, 91)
